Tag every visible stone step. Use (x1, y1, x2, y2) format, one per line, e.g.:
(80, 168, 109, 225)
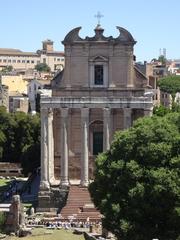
(60, 185, 101, 222)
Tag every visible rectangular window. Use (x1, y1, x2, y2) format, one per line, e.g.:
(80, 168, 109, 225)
(94, 65, 103, 85)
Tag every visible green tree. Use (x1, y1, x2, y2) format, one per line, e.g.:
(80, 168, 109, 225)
(0, 107, 40, 174)
(158, 75, 180, 100)
(35, 63, 51, 72)
(0, 130, 5, 159)
(89, 113, 180, 240)
(158, 55, 166, 65)
(20, 113, 40, 175)
(153, 104, 171, 116)
(1, 65, 13, 73)
(13, 111, 40, 162)
(0, 106, 17, 162)
(0, 212, 6, 232)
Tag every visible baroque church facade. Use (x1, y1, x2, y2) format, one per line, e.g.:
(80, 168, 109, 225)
(38, 25, 153, 209)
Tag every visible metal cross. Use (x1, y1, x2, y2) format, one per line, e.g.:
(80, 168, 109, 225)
(94, 11, 104, 25)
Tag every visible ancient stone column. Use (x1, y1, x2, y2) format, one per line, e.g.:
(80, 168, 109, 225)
(81, 108, 89, 186)
(103, 108, 111, 151)
(123, 108, 132, 129)
(47, 108, 55, 185)
(40, 108, 50, 190)
(60, 108, 69, 186)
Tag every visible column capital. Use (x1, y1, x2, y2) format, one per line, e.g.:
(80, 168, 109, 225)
(48, 108, 53, 117)
(61, 108, 69, 118)
(103, 108, 111, 116)
(41, 108, 48, 115)
(81, 108, 89, 118)
(123, 108, 132, 114)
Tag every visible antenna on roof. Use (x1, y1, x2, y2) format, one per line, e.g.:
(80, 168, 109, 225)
(163, 48, 166, 58)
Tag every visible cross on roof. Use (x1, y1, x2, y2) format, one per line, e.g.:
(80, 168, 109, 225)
(94, 11, 104, 25)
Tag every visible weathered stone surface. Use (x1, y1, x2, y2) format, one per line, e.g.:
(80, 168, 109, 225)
(6, 195, 26, 234)
(38, 25, 153, 211)
(37, 186, 68, 212)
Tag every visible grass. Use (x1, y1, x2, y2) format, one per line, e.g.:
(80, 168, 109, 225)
(0, 179, 11, 187)
(6, 228, 85, 240)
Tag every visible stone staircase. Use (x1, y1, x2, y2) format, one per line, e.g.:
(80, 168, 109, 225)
(60, 185, 101, 222)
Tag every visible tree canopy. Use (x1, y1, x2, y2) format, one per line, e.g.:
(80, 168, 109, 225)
(0, 65, 13, 73)
(158, 55, 166, 65)
(153, 103, 180, 116)
(35, 63, 51, 72)
(89, 113, 180, 240)
(0, 107, 40, 175)
(158, 75, 180, 98)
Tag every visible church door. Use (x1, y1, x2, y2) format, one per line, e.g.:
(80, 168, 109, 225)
(93, 132, 103, 155)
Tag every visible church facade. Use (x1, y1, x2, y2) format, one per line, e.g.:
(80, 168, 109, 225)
(39, 25, 153, 204)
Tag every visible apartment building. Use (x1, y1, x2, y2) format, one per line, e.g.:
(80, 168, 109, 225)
(0, 39, 65, 72)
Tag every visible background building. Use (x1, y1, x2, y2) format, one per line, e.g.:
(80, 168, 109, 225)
(27, 79, 51, 112)
(136, 60, 169, 106)
(0, 40, 65, 73)
(9, 92, 29, 113)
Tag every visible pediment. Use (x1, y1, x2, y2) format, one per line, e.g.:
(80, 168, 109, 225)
(89, 55, 108, 62)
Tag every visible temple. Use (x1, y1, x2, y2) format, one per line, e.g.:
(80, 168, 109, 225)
(38, 25, 153, 210)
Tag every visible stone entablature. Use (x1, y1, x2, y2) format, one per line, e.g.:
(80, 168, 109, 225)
(41, 96, 152, 109)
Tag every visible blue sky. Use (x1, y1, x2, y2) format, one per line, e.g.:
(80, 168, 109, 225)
(1, 0, 180, 62)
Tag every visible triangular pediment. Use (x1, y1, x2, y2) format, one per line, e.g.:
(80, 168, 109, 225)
(89, 55, 108, 62)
